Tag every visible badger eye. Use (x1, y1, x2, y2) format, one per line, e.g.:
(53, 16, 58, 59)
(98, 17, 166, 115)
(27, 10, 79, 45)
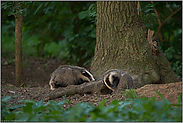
(82, 71, 92, 80)
(82, 71, 88, 76)
(82, 71, 86, 74)
(112, 75, 115, 79)
(81, 71, 87, 76)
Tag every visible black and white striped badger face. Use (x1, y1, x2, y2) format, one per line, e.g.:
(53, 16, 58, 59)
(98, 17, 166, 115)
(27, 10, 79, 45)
(103, 70, 121, 91)
(49, 65, 95, 90)
(103, 69, 134, 91)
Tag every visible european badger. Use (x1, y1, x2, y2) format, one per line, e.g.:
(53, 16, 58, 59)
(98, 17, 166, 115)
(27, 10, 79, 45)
(103, 69, 134, 92)
(49, 65, 95, 90)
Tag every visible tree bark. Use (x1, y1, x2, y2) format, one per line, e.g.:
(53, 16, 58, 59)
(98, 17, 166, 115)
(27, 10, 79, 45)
(14, 2, 25, 87)
(91, 1, 177, 88)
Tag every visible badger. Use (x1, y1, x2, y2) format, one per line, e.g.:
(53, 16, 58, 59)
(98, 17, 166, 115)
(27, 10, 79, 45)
(103, 69, 134, 92)
(49, 65, 95, 90)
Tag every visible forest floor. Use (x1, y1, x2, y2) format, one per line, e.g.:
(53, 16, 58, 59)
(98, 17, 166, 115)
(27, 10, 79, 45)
(1, 57, 182, 108)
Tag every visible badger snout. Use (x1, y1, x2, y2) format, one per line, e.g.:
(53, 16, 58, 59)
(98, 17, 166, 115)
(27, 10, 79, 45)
(49, 77, 58, 90)
(50, 82, 56, 90)
(50, 81, 60, 90)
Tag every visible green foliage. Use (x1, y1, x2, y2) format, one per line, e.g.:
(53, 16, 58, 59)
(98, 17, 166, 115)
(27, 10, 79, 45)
(1, 22, 15, 58)
(164, 46, 182, 78)
(63, 2, 96, 66)
(140, 2, 182, 77)
(139, 3, 157, 28)
(173, 94, 182, 107)
(1, 90, 182, 122)
(1, 1, 181, 71)
(78, 3, 97, 22)
(122, 89, 140, 99)
(23, 2, 96, 67)
(1, 1, 31, 16)
(2, 2, 96, 67)
(1, 95, 19, 121)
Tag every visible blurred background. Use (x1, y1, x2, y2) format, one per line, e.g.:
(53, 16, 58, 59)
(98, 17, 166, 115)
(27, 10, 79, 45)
(1, 1, 182, 78)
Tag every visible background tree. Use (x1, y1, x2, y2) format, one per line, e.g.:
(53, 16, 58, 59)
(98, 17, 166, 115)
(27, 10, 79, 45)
(1, 1, 181, 86)
(1, 1, 30, 87)
(14, 2, 24, 87)
(1, 1, 96, 67)
(90, 1, 178, 87)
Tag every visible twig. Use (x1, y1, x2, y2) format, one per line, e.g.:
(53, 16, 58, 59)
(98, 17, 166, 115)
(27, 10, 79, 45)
(3, 11, 7, 17)
(137, 1, 140, 16)
(162, 6, 181, 26)
(166, 1, 173, 13)
(151, 1, 163, 41)
(26, 3, 30, 9)
(151, 1, 162, 26)
(152, 1, 182, 40)
(137, 1, 143, 22)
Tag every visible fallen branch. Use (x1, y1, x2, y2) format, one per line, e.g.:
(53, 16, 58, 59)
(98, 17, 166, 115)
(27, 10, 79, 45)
(46, 79, 110, 100)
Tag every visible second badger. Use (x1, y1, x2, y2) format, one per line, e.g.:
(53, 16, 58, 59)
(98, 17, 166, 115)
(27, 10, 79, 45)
(49, 65, 95, 90)
(103, 69, 134, 92)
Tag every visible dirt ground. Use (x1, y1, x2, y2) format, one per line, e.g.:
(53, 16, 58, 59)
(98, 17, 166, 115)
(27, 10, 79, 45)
(1, 57, 182, 108)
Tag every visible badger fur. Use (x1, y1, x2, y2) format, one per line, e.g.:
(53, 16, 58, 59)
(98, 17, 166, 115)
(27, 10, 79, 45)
(49, 65, 95, 90)
(103, 69, 134, 91)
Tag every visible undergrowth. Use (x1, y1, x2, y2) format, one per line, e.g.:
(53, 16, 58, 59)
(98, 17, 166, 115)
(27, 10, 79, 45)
(1, 90, 182, 122)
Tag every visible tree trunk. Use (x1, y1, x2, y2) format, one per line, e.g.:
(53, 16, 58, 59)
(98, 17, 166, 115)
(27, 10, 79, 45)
(15, 2, 25, 87)
(91, 1, 177, 88)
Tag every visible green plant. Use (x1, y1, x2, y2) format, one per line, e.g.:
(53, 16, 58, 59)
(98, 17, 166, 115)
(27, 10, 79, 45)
(1, 95, 19, 121)
(172, 94, 182, 107)
(62, 95, 71, 104)
(164, 46, 182, 78)
(63, 2, 97, 67)
(2, 85, 16, 89)
(2, 90, 182, 122)
(2, 2, 96, 67)
(122, 88, 140, 99)
(1, 23, 15, 59)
